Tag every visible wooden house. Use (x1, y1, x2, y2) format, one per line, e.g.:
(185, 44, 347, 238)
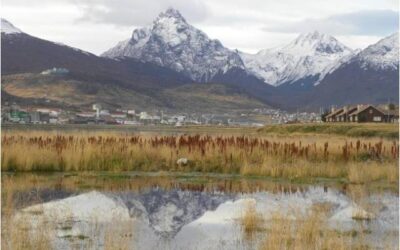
(325, 108, 343, 122)
(348, 105, 385, 123)
(335, 106, 358, 122)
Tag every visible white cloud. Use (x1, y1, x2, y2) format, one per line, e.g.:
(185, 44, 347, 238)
(2, 0, 398, 54)
(75, 0, 209, 26)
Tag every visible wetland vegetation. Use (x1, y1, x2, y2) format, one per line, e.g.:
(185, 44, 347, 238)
(1, 173, 398, 249)
(2, 129, 398, 184)
(1, 125, 398, 249)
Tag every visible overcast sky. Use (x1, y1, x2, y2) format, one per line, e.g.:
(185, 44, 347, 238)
(2, 0, 399, 54)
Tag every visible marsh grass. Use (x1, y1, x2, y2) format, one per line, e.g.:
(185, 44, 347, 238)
(1, 177, 52, 250)
(2, 215, 136, 250)
(2, 131, 398, 183)
(239, 203, 375, 250)
(239, 201, 264, 241)
(3, 212, 52, 250)
(2, 173, 397, 250)
(103, 220, 135, 250)
(1, 175, 136, 250)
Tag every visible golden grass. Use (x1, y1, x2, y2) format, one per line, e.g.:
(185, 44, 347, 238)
(237, 183, 398, 250)
(103, 220, 135, 250)
(1, 175, 52, 250)
(347, 162, 398, 184)
(239, 203, 374, 250)
(1, 130, 398, 184)
(239, 201, 264, 241)
(2, 216, 135, 250)
(1, 175, 136, 250)
(3, 214, 52, 250)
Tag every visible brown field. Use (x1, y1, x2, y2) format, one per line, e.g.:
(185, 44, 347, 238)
(1, 130, 398, 184)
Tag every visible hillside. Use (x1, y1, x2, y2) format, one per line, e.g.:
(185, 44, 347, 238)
(1, 18, 270, 112)
(2, 73, 267, 112)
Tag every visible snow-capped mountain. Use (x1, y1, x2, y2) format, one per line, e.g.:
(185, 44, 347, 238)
(1, 18, 23, 34)
(2, 17, 398, 110)
(240, 31, 354, 87)
(102, 8, 245, 82)
(302, 32, 399, 108)
(354, 32, 399, 70)
(1, 19, 199, 112)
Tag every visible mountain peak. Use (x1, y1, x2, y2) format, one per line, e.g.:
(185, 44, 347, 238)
(150, 8, 193, 47)
(1, 18, 22, 34)
(299, 31, 325, 40)
(156, 8, 187, 23)
(356, 32, 399, 70)
(241, 31, 354, 86)
(164, 8, 183, 17)
(294, 31, 335, 45)
(286, 31, 351, 55)
(103, 7, 244, 82)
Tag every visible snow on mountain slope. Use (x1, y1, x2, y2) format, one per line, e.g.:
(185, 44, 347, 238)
(355, 32, 399, 70)
(317, 32, 399, 87)
(1, 18, 23, 34)
(240, 31, 354, 87)
(305, 32, 399, 108)
(102, 8, 245, 82)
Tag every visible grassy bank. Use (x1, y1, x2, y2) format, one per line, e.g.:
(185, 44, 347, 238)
(1, 131, 398, 184)
(258, 123, 399, 139)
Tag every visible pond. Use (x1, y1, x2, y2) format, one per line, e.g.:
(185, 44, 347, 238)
(2, 173, 399, 250)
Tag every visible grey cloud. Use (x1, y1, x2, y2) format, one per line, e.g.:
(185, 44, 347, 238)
(263, 10, 399, 36)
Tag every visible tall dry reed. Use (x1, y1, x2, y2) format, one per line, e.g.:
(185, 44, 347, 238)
(2, 131, 398, 183)
(239, 203, 377, 250)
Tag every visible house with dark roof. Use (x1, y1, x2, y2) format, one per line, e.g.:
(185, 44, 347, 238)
(325, 108, 344, 122)
(336, 106, 358, 122)
(323, 104, 398, 123)
(348, 105, 385, 123)
(378, 105, 399, 123)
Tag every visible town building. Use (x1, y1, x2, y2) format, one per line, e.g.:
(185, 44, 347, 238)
(324, 104, 399, 123)
(325, 108, 343, 122)
(335, 106, 358, 122)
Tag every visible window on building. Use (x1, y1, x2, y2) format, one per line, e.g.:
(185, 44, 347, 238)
(373, 116, 381, 122)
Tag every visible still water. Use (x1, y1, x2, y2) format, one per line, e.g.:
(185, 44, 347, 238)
(5, 173, 399, 249)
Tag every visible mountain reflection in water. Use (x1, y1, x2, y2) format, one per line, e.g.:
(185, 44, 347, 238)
(4, 173, 399, 250)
